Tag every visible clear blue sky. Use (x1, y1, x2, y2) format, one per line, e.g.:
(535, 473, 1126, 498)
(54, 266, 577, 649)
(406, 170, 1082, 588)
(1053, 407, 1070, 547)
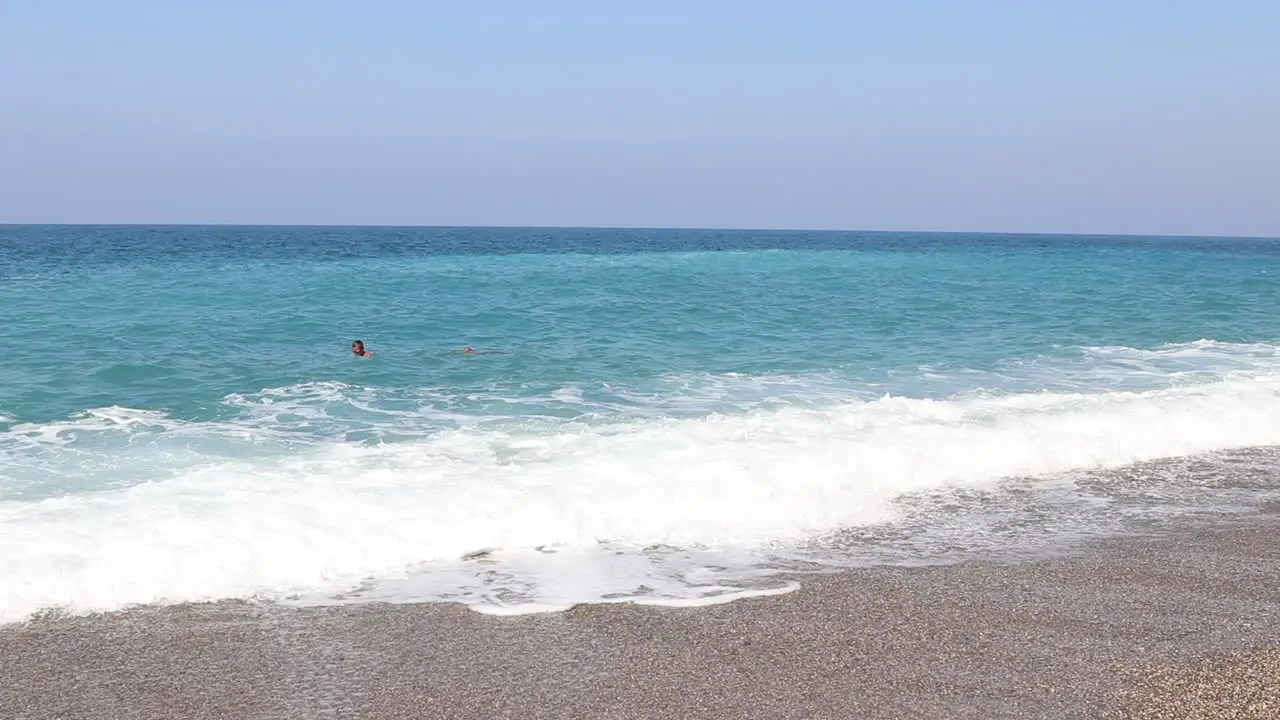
(2, 1, 1277, 235)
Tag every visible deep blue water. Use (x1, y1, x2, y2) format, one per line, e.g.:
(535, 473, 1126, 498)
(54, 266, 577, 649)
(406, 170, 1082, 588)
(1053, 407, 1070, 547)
(4, 226, 1278, 425)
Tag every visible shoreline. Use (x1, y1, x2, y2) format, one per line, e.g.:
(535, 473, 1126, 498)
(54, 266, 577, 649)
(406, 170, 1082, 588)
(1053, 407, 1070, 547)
(3, 511, 1279, 719)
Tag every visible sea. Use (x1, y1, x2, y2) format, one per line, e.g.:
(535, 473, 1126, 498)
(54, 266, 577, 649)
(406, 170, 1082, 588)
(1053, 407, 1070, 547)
(3, 225, 1280, 624)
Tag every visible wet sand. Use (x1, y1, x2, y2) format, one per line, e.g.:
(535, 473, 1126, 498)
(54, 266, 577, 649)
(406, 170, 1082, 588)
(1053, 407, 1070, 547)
(3, 512, 1279, 720)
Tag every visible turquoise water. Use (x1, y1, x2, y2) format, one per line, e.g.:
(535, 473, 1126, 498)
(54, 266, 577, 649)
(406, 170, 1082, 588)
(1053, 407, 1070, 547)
(3, 225, 1280, 621)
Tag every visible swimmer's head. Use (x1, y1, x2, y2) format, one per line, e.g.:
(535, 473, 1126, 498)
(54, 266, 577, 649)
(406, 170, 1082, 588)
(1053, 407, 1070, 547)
(463, 346, 475, 354)
(352, 340, 366, 356)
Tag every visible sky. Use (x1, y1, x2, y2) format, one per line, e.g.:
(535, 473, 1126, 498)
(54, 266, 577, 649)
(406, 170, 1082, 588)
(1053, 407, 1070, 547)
(1, 1, 1278, 235)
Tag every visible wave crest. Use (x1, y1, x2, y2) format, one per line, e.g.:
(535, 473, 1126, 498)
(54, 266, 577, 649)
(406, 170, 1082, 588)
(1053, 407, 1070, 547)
(3, 352, 1280, 622)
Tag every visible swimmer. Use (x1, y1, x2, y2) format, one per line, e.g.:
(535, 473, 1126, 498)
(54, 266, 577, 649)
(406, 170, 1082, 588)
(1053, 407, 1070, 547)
(463, 346, 475, 354)
(352, 340, 372, 357)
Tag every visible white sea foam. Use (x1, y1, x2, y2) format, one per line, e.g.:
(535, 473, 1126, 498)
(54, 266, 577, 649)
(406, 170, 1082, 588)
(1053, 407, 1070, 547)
(4, 344, 1280, 623)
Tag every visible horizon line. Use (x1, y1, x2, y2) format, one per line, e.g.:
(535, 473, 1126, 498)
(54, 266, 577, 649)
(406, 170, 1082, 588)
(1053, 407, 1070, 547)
(2, 222, 1278, 242)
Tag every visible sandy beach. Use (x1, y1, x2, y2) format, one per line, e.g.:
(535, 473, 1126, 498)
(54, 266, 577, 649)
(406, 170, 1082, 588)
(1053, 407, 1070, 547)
(2, 510, 1277, 719)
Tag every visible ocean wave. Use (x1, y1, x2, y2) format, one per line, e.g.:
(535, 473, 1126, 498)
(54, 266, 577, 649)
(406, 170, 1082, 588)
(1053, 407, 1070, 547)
(3, 353, 1280, 623)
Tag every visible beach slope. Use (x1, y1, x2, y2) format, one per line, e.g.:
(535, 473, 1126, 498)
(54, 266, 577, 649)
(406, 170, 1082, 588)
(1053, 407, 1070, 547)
(3, 513, 1279, 719)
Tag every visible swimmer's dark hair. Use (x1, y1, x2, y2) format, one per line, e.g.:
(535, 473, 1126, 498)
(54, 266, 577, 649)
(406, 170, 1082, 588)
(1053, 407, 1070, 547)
(352, 340, 364, 346)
